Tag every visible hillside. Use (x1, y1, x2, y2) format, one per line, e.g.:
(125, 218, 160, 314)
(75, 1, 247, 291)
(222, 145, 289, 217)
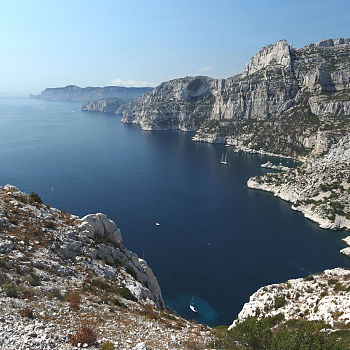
(0, 185, 209, 349)
(121, 38, 350, 158)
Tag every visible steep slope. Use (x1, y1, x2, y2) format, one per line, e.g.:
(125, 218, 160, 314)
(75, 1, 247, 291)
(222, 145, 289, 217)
(122, 38, 350, 158)
(0, 185, 209, 349)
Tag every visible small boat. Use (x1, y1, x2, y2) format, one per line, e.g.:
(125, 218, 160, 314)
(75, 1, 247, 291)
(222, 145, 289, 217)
(156, 222, 160, 226)
(220, 153, 229, 165)
(190, 295, 198, 313)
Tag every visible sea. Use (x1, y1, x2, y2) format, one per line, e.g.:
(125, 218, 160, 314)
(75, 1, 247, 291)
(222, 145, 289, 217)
(1, 97, 350, 326)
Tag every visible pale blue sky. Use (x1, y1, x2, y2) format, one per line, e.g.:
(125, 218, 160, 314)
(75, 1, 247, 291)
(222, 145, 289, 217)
(1, 0, 349, 94)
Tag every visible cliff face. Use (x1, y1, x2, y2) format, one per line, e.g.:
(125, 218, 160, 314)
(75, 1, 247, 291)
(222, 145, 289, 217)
(31, 85, 153, 102)
(122, 76, 218, 131)
(81, 98, 126, 113)
(122, 38, 350, 157)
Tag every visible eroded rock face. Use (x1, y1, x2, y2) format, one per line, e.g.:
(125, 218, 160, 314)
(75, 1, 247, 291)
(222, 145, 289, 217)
(81, 98, 126, 113)
(121, 38, 350, 157)
(79, 213, 122, 246)
(121, 76, 217, 131)
(242, 39, 292, 77)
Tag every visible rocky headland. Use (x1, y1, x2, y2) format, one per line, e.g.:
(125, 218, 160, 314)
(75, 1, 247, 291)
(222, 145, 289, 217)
(230, 267, 350, 330)
(0, 185, 209, 349)
(31, 86, 153, 102)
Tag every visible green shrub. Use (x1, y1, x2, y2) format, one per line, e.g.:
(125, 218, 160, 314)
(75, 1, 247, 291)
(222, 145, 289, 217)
(126, 266, 137, 280)
(274, 296, 286, 309)
(48, 287, 64, 300)
(117, 287, 137, 302)
(162, 312, 177, 321)
(2, 282, 18, 297)
(328, 278, 338, 286)
(112, 298, 126, 308)
(334, 282, 347, 292)
(100, 341, 115, 350)
(208, 317, 348, 349)
(29, 192, 43, 204)
(304, 275, 314, 282)
(91, 279, 111, 291)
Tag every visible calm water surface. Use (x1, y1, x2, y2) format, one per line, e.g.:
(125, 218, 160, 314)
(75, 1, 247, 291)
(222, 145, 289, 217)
(1, 98, 350, 326)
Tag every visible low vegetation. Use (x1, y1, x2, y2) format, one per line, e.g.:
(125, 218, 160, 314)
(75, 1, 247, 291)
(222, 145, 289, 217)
(209, 316, 350, 349)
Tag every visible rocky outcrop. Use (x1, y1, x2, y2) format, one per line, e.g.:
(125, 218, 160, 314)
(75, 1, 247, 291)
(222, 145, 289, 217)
(247, 133, 350, 255)
(31, 85, 153, 102)
(122, 38, 350, 158)
(261, 160, 290, 171)
(122, 76, 217, 131)
(0, 184, 164, 308)
(230, 267, 350, 329)
(81, 98, 127, 113)
(241, 39, 292, 77)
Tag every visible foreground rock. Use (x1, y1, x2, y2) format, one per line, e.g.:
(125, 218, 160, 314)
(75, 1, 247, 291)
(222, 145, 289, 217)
(121, 38, 350, 158)
(230, 267, 350, 330)
(0, 185, 209, 349)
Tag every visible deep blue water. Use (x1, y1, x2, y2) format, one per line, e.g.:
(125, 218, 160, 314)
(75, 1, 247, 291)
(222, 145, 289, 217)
(1, 97, 350, 326)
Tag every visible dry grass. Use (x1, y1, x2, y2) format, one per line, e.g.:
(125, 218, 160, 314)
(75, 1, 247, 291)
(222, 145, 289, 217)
(69, 316, 98, 346)
(19, 307, 34, 318)
(182, 338, 206, 350)
(65, 291, 82, 311)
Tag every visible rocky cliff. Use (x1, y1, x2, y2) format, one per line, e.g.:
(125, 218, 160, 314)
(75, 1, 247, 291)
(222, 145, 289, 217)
(247, 132, 350, 231)
(31, 85, 153, 102)
(122, 38, 350, 158)
(230, 267, 350, 330)
(0, 185, 209, 349)
(81, 98, 126, 113)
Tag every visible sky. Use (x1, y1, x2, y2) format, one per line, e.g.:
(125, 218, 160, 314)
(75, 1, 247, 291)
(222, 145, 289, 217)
(1, 0, 350, 95)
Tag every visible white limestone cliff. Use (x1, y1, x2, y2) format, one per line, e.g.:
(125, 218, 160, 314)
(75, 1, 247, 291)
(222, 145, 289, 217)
(242, 40, 292, 77)
(120, 38, 350, 158)
(230, 268, 350, 330)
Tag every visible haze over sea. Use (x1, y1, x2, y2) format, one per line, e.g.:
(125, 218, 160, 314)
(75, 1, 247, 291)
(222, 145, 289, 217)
(1, 97, 350, 326)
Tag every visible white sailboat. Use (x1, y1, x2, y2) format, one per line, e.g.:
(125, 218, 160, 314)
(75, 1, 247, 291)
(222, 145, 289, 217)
(189, 295, 198, 313)
(220, 153, 229, 165)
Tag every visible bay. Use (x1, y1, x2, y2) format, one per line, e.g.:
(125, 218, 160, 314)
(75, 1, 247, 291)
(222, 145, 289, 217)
(0, 97, 349, 326)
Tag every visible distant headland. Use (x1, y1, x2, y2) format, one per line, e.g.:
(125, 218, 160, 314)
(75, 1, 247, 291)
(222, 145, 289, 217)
(30, 85, 153, 102)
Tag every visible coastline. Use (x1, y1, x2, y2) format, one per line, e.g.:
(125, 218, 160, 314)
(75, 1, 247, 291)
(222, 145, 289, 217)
(247, 176, 350, 258)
